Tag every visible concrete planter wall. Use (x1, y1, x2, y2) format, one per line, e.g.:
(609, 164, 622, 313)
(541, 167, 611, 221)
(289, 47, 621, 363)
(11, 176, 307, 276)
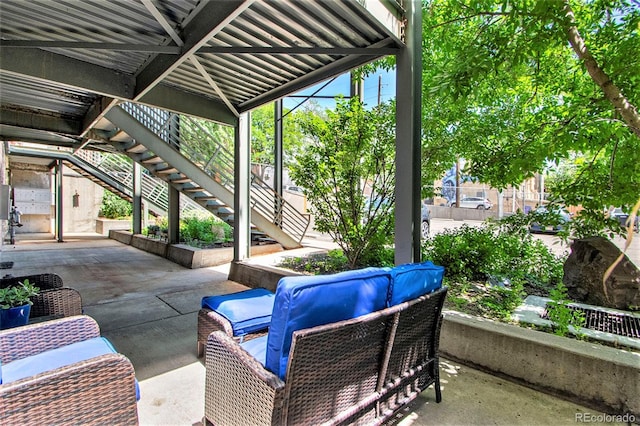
(228, 261, 640, 417)
(440, 311, 639, 417)
(109, 230, 283, 269)
(96, 219, 131, 236)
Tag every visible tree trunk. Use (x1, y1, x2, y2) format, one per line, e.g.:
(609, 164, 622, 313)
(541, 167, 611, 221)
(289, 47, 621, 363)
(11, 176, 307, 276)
(563, 1, 640, 139)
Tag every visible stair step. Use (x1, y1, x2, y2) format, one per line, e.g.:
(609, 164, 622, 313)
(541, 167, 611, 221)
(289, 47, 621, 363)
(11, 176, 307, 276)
(111, 130, 132, 142)
(183, 187, 204, 193)
(156, 167, 178, 174)
(125, 144, 148, 154)
(141, 155, 163, 164)
(171, 177, 192, 184)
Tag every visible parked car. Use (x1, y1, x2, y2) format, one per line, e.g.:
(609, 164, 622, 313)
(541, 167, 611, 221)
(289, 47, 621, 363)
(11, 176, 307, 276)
(529, 206, 571, 234)
(421, 203, 431, 239)
(452, 196, 492, 210)
(610, 208, 639, 233)
(284, 185, 304, 196)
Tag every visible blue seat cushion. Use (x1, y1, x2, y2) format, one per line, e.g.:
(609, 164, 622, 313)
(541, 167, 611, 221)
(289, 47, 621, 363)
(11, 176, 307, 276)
(388, 261, 445, 306)
(266, 267, 391, 380)
(1, 337, 140, 400)
(240, 334, 268, 366)
(201, 288, 275, 336)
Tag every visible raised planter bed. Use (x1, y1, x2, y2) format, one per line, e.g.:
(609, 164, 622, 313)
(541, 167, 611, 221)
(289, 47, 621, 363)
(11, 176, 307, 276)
(109, 230, 283, 269)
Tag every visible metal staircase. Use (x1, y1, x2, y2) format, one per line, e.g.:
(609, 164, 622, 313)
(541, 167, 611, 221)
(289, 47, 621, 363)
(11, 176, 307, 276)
(7, 144, 204, 218)
(98, 103, 309, 249)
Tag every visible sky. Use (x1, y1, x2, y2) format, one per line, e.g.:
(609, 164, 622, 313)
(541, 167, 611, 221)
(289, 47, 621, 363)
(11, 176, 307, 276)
(282, 68, 396, 112)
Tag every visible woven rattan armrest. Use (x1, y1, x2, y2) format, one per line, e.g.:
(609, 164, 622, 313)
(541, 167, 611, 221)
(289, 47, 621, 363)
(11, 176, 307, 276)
(0, 315, 100, 364)
(30, 287, 83, 319)
(1, 353, 139, 425)
(205, 330, 285, 426)
(197, 308, 267, 357)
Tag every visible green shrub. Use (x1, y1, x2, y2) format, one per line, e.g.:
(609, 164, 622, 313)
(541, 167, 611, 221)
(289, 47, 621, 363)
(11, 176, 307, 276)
(279, 249, 350, 275)
(421, 220, 566, 319)
(100, 190, 132, 219)
(152, 213, 232, 245)
(422, 223, 564, 290)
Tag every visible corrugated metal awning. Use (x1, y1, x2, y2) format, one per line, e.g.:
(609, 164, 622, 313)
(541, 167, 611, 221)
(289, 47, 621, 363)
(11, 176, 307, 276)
(0, 0, 405, 148)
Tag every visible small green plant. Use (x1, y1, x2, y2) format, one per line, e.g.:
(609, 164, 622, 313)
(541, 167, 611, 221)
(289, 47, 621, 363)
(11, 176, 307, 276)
(100, 190, 132, 219)
(0, 279, 40, 309)
(279, 249, 350, 275)
(546, 282, 586, 337)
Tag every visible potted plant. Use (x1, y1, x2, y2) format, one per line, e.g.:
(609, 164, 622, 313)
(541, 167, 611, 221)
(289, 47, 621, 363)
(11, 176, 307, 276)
(0, 279, 40, 329)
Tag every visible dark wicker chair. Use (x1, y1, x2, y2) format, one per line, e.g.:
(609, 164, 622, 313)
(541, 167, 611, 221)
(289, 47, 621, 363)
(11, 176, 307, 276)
(30, 287, 83, 320)
(1, 273, 82, 322)
(204, 287, 447, 426)
(0, 315, 139, 425)
(0, 273, 64, 290)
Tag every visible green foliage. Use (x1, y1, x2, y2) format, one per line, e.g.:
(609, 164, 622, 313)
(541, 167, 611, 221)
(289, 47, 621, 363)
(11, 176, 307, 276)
(477, 281, 525, 321)
(420, 1, 640, 233)
(546, 282, 586, 337)
(179, 213, 232, 244)
(155, 216, 168, 231)
(279, 249, 350, 275)
(289, 97, 397, 268)
(100, 190, 132, 219)
(0, 279, 40, 309)
(250, 103, 306, 167)
(422, 220, 565, 318)
(148, 215, 231, 245)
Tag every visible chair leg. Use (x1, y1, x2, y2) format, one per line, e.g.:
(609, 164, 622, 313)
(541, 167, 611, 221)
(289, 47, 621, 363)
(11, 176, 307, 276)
(197, 340, 204, 358)
(434, 360, 442, 403)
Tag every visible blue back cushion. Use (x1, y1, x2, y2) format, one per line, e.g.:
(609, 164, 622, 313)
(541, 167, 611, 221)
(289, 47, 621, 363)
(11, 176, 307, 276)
(201, 288, 275, 336)
(265, 267, 391, 380)
(388, 261, 445, 306)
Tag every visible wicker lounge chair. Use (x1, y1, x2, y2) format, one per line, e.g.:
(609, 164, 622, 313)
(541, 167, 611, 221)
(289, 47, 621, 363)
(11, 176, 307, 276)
(0, 315, 139, 425)
(204, 286, 447, 426)
(30, 287, 83, 320)
(0, 273, 64, 290)
(1, 273, 82, 322)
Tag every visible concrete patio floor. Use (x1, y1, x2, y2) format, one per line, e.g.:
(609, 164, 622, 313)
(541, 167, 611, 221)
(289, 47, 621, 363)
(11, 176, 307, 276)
(0, 233, 626, 425)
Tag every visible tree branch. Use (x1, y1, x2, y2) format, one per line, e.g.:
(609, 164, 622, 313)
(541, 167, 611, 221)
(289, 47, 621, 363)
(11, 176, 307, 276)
(562, 1, 640, 138)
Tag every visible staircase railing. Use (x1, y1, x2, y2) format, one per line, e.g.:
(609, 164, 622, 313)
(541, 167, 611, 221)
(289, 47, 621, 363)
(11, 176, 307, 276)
(74, 149, 204, 216)
(121, 102, 310, 243)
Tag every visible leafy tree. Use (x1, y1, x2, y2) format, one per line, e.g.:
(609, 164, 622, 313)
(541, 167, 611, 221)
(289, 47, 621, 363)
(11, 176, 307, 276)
(100, 190, 132, 219)
(250, 103, 306, 167)
(289, 98, 396, 268)
(420, 0, 640, 234)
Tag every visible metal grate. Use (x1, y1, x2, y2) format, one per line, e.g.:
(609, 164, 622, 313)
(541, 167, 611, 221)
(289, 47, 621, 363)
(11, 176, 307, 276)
(543, 305, 640, 339)
(0, 262, 14, 269)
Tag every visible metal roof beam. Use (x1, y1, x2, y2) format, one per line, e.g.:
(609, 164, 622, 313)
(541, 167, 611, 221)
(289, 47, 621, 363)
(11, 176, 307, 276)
(0, 42, 398, 56)
(0, 49, 237, 125)
(139, 85, 237, 126)
(0, 127, 79, 146)
(134, 0, 253, 101)
(0, 108, 82, 135)
(0, 40, 181, 53)
(0, 48, 135, 99)
(238, 40, 395, 112)
(196, 46, 398, 55)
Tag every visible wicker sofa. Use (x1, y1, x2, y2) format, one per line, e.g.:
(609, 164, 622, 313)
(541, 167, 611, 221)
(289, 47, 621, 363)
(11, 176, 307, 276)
(0, 315, 139, 425)
(1, 273, 82, 322)
(203, 263, 447, 425)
